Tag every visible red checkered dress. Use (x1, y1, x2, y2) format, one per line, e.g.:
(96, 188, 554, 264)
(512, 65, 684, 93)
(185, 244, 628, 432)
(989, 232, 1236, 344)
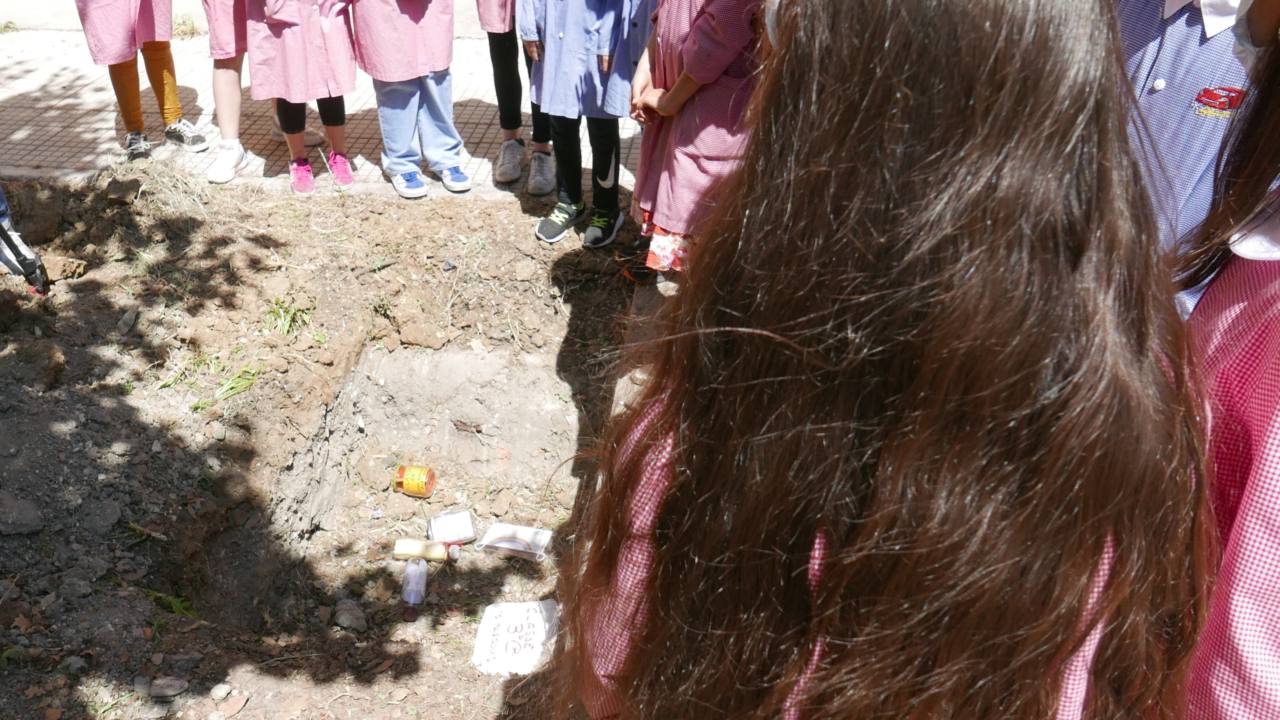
(582, 404, 1109, 718)
(1186, 254, 1280, 718)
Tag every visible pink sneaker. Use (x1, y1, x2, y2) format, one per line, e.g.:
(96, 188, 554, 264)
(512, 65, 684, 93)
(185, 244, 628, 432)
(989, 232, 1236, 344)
(289, 158, 315, 195)
(328, 151, 354, 190)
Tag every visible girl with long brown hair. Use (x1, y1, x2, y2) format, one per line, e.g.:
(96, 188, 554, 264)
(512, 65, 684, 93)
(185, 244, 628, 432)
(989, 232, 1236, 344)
(552, 0, 1213, 717)
(1179, 2, 1280, 716)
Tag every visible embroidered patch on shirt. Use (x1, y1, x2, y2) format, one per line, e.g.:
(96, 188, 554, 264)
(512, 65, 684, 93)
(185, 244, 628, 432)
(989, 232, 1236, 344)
(1194, 86, 1247, 118)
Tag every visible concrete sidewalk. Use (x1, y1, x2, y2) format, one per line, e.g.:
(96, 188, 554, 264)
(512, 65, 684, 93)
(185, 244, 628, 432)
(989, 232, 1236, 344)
(0, 5, 641, 199)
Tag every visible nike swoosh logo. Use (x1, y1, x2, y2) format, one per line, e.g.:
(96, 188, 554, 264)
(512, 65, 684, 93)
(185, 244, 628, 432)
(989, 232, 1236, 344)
(596, 146, 618, 189)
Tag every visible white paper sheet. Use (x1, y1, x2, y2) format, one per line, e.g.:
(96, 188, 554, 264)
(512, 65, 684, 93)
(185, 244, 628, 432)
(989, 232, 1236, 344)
(470, 600, 559, 676)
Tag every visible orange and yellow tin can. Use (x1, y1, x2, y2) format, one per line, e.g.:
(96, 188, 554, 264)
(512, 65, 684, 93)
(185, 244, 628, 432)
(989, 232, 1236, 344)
(395, 465, 437, 498)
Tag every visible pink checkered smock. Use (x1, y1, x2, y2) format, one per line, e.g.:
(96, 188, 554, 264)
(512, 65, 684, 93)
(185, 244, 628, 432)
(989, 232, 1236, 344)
(1186, 204, 1280, 718)
(582, 403, 1109, 719)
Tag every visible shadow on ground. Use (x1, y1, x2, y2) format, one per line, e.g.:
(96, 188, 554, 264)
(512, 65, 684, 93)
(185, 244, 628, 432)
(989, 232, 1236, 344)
(0, 166, 637, 719)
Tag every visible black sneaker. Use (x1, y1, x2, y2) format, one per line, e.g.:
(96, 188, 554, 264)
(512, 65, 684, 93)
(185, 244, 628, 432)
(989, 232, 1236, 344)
(535, 201, 587, 244)
(164, 119, 210, 153)
(124, 131, 151, 161)
(614, 234, 655, 284)
(583, 209, 623, 249)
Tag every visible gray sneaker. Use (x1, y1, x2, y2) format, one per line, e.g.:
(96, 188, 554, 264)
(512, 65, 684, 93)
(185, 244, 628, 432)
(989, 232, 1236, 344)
(124, 131, 151, 161)
(494, 139, 524, 184)
(527, 152, 556, 196)
(164, 119, 209, 153)
(535, 201, 586, 244)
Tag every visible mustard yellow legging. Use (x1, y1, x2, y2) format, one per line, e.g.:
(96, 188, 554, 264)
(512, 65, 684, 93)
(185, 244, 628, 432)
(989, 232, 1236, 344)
(107, 41, 182, 133)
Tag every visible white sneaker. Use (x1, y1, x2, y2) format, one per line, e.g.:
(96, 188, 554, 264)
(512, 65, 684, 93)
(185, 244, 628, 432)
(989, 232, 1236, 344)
(206, 141, 248, 184)
(270, 123, 325, 147)
(390, 171, 430, 199)
(527, 152, 555, 196)
(493, 139, 524, 184)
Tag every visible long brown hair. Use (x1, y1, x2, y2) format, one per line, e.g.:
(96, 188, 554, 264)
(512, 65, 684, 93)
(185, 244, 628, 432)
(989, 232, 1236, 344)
(1179, 44, 1280, 288)
(556, 0, 1210, 718)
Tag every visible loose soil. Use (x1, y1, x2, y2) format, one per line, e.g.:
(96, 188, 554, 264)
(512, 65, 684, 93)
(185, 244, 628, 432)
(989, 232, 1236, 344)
(0, 162, 643, 719)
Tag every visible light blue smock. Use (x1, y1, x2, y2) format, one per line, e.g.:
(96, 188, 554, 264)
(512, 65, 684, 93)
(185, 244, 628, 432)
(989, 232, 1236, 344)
(517, 0, 654, 119)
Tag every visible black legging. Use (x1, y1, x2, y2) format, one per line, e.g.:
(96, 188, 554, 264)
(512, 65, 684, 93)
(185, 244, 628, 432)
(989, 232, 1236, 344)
(276, 96, 345, 134)
(550, 115, 619, 213)
(488, 30, 550, 144)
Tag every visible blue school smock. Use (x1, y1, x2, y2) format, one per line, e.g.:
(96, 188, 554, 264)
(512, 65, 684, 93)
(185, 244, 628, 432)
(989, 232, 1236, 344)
(517, 0, 653, 119)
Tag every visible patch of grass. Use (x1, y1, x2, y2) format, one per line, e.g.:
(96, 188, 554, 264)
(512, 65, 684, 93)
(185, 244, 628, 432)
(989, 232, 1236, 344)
(88, 691, 134, 717)
(0, 21, 17, 33)
(159, 352, 223, 390)
(191, 365, 258, 412)
(143, 589, 199, 619)
(312, 331, 329, 347)
(0, 645, 23, 669)
(267, 298, 311, 336)
(121, 380, 135, 396)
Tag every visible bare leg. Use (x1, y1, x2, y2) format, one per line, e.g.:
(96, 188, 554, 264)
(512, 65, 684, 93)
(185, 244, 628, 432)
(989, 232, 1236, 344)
(212, 55, 245, 141)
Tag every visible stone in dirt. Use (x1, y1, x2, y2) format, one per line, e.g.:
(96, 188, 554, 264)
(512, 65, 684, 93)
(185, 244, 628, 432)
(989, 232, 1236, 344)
(117, 308, 139, 335)
(57, 655, 88, 676)
(59, 576, 93, 599)
(334, 598, 367, 632)
(43, 256, 86, 283)
(207, 421, 227, 441)
(209, 683, 232, 702)
(398, 321, 436, 349)
(82, 499, 122, 535)
(0, 491, 43, 535)
(148, 676, 189, 698)
(104, 178, 141, 205)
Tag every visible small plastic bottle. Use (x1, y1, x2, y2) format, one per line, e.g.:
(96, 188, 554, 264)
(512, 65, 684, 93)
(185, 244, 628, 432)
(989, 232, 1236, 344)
(402, 559, 428, 606)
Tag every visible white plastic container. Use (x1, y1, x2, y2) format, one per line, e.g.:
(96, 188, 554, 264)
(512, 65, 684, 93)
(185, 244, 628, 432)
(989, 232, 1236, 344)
(402, 559, 429, 606)
(429, 510, 477, 545)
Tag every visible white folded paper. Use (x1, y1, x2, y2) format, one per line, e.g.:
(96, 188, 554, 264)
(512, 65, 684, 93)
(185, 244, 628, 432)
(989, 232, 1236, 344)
(471, 600, 559, 676)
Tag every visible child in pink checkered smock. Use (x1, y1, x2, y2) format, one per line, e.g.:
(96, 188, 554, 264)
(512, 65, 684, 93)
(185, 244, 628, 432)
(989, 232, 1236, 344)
(1181, 5, 1280, 715)
(629, 0, 761, 273)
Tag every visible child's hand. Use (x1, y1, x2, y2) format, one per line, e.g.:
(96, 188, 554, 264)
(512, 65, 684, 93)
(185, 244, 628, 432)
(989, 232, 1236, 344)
(631, 67, 654, 123)
(524, 40, 544, 63)
(599, 55, 613, 74)
(640, 88, 681, 118)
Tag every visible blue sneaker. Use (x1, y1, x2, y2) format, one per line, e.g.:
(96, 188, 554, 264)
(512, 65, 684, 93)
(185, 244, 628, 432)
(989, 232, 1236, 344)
(391, 171, 429, 199)
(441, 166, 471, 194)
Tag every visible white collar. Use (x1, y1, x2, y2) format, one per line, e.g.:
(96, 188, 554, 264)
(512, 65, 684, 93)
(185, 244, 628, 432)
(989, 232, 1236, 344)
(1163, 0, 1242, 38)
(1230, 204, 1280, 260)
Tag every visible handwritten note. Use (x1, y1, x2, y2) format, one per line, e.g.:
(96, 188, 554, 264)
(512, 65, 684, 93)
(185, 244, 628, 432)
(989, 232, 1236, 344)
(471, 600, 559, 676)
